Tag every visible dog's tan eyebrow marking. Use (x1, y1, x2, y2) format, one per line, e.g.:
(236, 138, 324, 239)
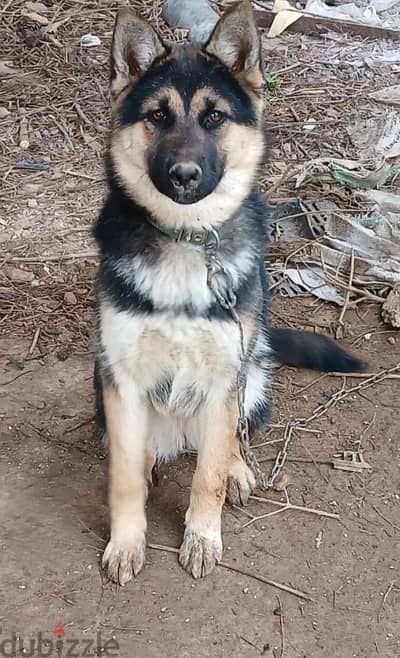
(190, 88, 231, 116)
(141, 87, 185, 117)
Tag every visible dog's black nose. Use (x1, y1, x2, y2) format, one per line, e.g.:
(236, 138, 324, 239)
(169, 161, 202, 190)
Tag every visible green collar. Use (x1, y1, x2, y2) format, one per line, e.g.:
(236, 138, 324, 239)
(146, 215, 220, 247)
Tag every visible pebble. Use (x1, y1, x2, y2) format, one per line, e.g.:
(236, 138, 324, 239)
(387, 336, 396, 345)
(27, 199, 38, 208)
(0, 107, 9, 118)
(64, 291, 77, 306)
(23, 183, 41, 194)
(7, 267, 35, 283)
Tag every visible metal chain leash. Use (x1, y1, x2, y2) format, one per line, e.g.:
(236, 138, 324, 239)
(204, 237, 289, 490)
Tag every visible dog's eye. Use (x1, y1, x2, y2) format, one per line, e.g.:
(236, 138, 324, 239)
(151, 109, 167, 123)
(209, 110, 223, 123)
(204, 109, 226, 129)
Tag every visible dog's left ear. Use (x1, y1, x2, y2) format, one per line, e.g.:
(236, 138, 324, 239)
(204, 1, 262, 91)
(111, 7, 168, 101)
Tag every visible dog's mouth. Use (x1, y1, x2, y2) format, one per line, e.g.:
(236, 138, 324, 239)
(149, 173, 222, 205)
(163, 186, 214, 205)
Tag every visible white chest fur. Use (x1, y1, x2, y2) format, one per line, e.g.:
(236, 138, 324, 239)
(100, 304, 240, 401)
(116, 241, 254, 315)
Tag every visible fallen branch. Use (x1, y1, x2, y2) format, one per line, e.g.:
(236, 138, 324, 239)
(240, 491, 340, 528)
(254, 9, 400, 42)
(329, 371, 400, 380)
(147, 543, 314, 602)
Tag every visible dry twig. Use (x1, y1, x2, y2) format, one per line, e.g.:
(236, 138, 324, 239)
(377, 581, 397, 623)
(337, 248, 355, 334)
(241, 490, 339, 528)
(276, 595, 286, 658)
(147, 543, 314, 601)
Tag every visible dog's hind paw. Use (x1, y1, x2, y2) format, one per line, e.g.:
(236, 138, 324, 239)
(226, 457, 256, 506)
(102, 536, 146, 585)
(179, 530, 222, 579)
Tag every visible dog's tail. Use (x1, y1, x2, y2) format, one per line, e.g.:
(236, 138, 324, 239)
(269, 327, 366, 373)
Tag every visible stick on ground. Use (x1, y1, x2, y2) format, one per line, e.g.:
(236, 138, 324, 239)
(147, 543, 314, 602)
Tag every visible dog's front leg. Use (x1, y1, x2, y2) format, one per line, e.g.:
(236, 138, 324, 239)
(102, 383, 148, 585)
(179, 398, 237, 578)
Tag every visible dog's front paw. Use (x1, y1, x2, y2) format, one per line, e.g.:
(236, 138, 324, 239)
(179, 530, 222, 579)
(102, 536, 146, 585)
(226, 457, 256, 506)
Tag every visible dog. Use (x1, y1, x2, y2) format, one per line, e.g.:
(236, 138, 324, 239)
(93, 0, 364, 584)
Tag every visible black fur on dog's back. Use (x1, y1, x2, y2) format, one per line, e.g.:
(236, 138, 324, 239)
(270, 327, 366, 373)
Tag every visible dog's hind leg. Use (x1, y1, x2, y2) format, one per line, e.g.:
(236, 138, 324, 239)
(94, 358, 107, 445)
(102, 383, 148, 585)
(179, 398, 237, 578)
(226, 438, 256, 506)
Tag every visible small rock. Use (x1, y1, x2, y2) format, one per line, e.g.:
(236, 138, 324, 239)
(64, 291, 77, 306)
(27, 198, 38, 208)
(22, 183, 41, 194)
(382, 285, 400, 328)
(364, 333, 372, 341)
(80, 33, 101, 47)
(0, 107, 10, 118)
(7, 267, 35, 283)
(387, 336, 396, 345)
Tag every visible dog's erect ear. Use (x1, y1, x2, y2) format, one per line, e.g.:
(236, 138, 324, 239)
(204, 1, 262, 90)
(111, 7, 168, 100)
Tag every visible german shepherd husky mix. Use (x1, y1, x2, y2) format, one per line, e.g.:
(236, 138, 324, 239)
(94, 1, 364, 584)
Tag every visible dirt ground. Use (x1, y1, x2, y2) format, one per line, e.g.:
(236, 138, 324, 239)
(1, 300, 400, 657)
(1, 1, 400, 657)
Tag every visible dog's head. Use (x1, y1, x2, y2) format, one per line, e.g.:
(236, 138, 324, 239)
(109, 1, 264, 228)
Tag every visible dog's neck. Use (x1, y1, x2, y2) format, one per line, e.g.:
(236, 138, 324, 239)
(96, 176, 267, 269)
(145, 213, 221, 248)
(105, 160, 260, 245)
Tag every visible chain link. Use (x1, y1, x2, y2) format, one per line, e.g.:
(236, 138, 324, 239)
(205, 238, 289, 490)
